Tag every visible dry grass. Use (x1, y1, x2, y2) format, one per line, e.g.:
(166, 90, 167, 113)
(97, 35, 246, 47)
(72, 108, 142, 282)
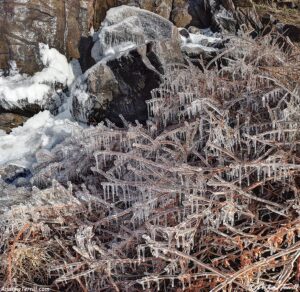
(254, 1, 300, 26)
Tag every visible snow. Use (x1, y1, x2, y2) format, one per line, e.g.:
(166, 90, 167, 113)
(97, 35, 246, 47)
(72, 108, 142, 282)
(0, 44, 74, 110)
(34, 44, 74, 86)
(0, 110, 77, 168)
(0, 11, 222, 169)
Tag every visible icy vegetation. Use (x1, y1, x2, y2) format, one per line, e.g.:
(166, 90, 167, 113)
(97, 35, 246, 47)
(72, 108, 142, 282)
(0, 44, 74, 111)
(0, 33, 300, 291)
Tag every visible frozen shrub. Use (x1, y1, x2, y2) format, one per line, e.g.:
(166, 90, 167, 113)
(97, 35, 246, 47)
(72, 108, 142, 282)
(0, 33, 300, 291)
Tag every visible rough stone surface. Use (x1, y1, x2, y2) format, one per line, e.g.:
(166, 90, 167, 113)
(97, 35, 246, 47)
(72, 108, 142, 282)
(1, 0, 297, 77)
(0, 113, 28, 134)
(0, 164, 31, 184)
(0, 0, 90, 75)
(72, 46, 162, 125)
(93, 0, 190, 28)
(71, 6, 185, 125)
(91, 6, 183, 64)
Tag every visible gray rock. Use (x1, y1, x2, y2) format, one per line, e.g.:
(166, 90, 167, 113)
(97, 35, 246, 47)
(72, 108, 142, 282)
(72, 6, 184, 125)
(72, 45, 163, 125)
(0, 164, 31, 186)
(179, 28, 190, 38)
(91, 5, 182, 64)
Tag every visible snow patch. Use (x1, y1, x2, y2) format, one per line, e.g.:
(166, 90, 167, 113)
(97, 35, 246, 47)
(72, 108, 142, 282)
(0, 111, 78, 168)
(0, 44, 74, 111)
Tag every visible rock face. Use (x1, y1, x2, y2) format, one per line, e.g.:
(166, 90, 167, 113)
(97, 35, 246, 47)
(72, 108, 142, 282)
(0, 0, 264, 76)
(0, 0, 90, 75)
(92, 0, 261, 32)
(72, 6, 184, 125)
(185, 0, 262, 32)
(93, 0, 191, 29)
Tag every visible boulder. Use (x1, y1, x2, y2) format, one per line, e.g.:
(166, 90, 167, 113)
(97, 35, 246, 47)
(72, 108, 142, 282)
(188, 0, 214, 28)
(91, 6, 183, 64)
(93, 0, 191, 29)
(72, 6, 184, 125)
(171, 0, 192, 27)
(72, 46, 162, 125)
(0, 0, 263, 76)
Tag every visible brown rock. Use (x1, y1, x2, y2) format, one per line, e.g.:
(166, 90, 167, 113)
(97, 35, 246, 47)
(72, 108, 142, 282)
(0, 113, 28, 133)
(93, 0, 118, 31)
(172, 8, 192, 27)
(155, 0, 173, 19)
(0, 0, 90, 75)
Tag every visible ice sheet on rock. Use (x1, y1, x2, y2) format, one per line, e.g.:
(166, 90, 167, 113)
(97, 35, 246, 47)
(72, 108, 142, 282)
(92, 5, 180, 62)
(189, 33, 222, 47)
(0, 111, 78, 168)
(181, 30, 222, 46)
(182, 43, 219, 54)
(0, 44, 74, 111)
(180, 30, 222, 56)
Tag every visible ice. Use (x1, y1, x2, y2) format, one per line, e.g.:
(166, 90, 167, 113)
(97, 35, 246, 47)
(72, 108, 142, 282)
(180, 29, 222, 52)
(180, 30, 222, 57)
(92, 5, 180, 62)
(189, 33, 221, 46)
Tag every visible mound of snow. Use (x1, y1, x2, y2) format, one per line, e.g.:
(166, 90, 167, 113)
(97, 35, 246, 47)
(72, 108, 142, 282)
(0, 44, 74, 111)
(0, 111, 78, 168)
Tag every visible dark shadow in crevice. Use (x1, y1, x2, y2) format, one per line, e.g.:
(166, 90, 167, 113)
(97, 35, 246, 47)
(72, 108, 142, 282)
(78, 36, 96, 73)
